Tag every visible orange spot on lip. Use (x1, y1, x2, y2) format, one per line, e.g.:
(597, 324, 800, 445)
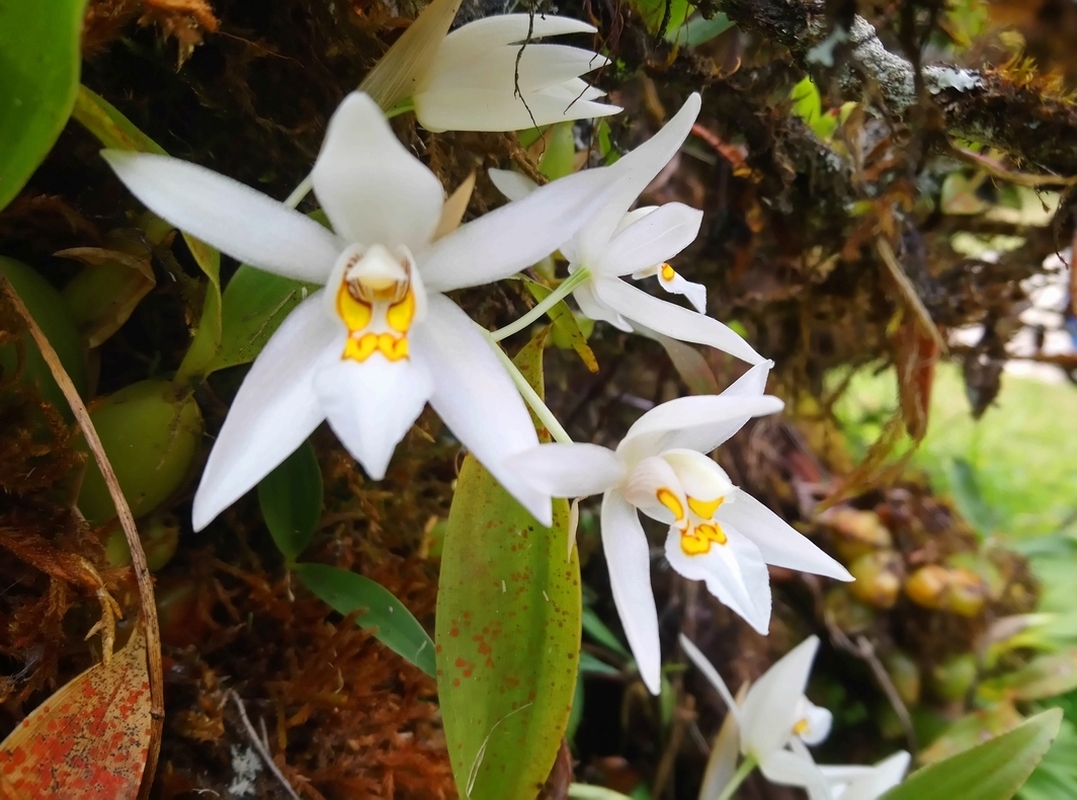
(660, 263, 676, 282)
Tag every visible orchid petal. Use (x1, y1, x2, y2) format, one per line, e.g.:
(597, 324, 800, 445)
(597, 202, 703, 277)
(573, 278, 632, 331)
(419, 167, 621, 292)
(488, 168, 539, 202)
(699, 682, 749, 800)
(101, 151, 341, 284)
(506, 443, 626, 498)
(414, 293, 551, 525)
(191, 292, 336, 530)
(314, 355, 434, 481)
(623, 454, 684, 525)
(664, 523, 771, 635)
(679, 635, 743, 727)
(593, 276, 764, 364)
(797, 700, 833, 745)
(828, 752, 911, 800)
(718, 490, 853, 581)
(575, 94, 701, 265)
(759, 749, 831, 800)
(634, 263, 708, 314)
(311, 92, 444, 250)
(602, 490, 662, 694)
(424, 45, 610, 94)
(739, 636, 821, 758)
(437, 14, 598, 58)
(415, 85, 619, 133)
(617, 391, 782, 467)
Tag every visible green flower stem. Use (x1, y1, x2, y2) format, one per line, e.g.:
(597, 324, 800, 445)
(717, 754, 758, 800)
(484, 331, 572, 445)
(281, 100, 415, 211)
(490, 268, 591, 343)
(385, 97, 416, 119)
(284, 173, 313, 210)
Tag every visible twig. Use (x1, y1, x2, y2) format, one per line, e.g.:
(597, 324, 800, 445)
(949, 145, 1077, 189)
(0, 271, 165, 797)
(230, 691, 301, 800)
(875, 237, 947, 354)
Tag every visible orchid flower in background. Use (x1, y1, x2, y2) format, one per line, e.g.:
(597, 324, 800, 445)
(104, 92, 622, 531)
(489, 92, 763, 365)
(508, 362, 852, 693)
(681, 634, 836, 800)
(820, 751, 911, 800)
(412, 15, 621, 132)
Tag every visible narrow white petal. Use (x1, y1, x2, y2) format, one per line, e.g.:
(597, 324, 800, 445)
(664, 525, 771, 635)
(506, 443, 625, 498)
(739, 636, 821, 758)
(102, 151, 341, 283)
(718, 490, 853, 581)
(576, 94, 701, 265)
(419, 167, 621, 292)
(617, 393, 783, 467)
(192, 292, 336, 530)
(679, 635, 742, 726)
(437, 14, 597, 57)
(699, 691, 746, 800)
(573, 278, 633, 331)
(759, 749, 832, 800)
(488, 168, 539, 202)
(424, 45, 609, 94)
(594, 276, 764, 364)
(314, 355, 434, 481)
(311, 92, 444, 250)
(414, 294, 551, 525)
(831, 751, 911, 800)
(597, 203, 703, 277)
(414, 86, 619, 133)
(602, 490, 662, 694)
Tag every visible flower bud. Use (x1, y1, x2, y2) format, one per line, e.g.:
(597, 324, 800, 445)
(848, 550, 903, 609)
(77, 379, 203, 525)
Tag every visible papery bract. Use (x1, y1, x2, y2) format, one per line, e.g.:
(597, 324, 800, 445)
(508, 362, 851, 692)
(491, 93, 763, 365)
(103, 91, 621, 531)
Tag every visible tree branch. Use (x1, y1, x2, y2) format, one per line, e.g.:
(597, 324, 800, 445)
(718, 0, 1077, 176)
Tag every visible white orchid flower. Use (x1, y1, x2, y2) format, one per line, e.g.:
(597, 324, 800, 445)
(682, 634, 835, 800)
(103, 91, 621, 531)
(508, 362, 852, 692)
(490, 93, 763, 365)
(820, 751, 910, 800)
(412, 14, 621, 132)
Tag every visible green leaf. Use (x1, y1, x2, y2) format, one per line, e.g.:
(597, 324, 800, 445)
(523, 278, 598, 372)
(920, 701, 1024, 765)
(294, 563, 436, 676)
(579, 652, 621, 677)
(789, 76, 838, 140)
(258, 440, 323, 562)
(569, 786, 634, 800)
(666, 12, 734, 47)
(884, 709, 1063, 800)
(206, 265, 316, 374)
(70, 85, 225, 389)
(0, 0, 87, 211)
(436, 330, 581, 800)
(947, 456, 996, 537)
(582, 607, 631, 660)
(981, 649, 1077, 702)
(630, 0, 692, 36)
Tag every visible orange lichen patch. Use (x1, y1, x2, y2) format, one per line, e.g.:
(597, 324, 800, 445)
(83, 0, 219, 64)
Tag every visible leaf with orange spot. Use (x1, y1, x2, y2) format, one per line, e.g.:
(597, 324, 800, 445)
(0, 625, 152, 799)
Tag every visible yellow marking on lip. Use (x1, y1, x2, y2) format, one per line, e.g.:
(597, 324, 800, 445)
(657, 488, 685, 521)
(337, 282, 373, 331)
(688, 496, 724, 519)
(344, 332, 409, 362)
(679, 521, 729, 556)
(386, 290, 416, 333)
(793, 718, 809, 736)
(660, 263, 676, 282)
